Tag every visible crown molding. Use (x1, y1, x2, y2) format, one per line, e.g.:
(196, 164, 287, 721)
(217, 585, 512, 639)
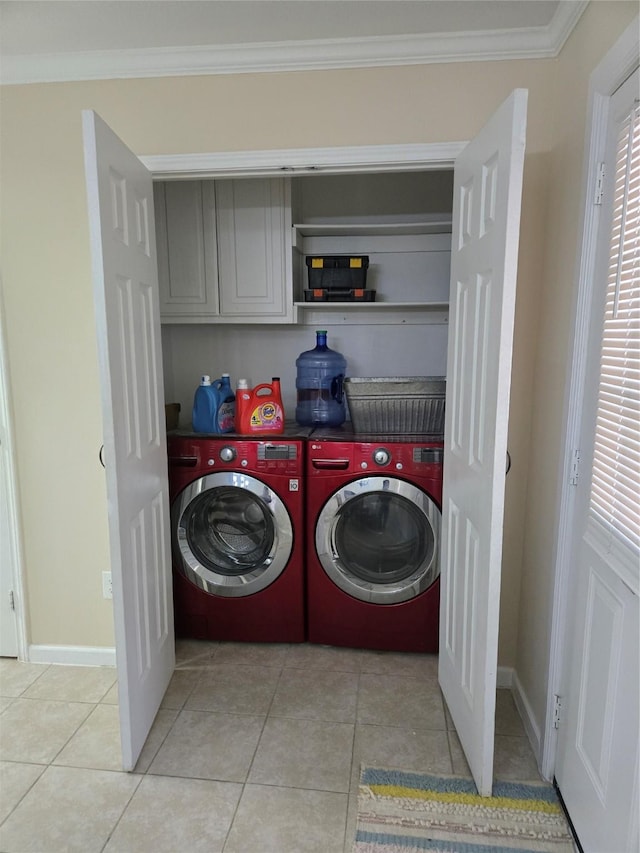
(1, 1, 589, 86)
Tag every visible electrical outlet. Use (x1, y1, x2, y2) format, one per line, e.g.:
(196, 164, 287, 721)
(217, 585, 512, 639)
(102, 571, 113, 599)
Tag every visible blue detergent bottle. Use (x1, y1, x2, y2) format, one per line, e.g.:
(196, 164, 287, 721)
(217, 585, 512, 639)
(295, 330, 347, 427)
(215, 373, 236, 433)
(192, 374, 235, 434)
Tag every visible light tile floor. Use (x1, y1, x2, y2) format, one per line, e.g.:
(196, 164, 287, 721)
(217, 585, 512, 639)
(0, 641, 543, 852)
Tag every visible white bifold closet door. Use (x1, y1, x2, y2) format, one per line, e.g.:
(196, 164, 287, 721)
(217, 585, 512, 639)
(439, 89, 528, 797)
(83, 110, 175, 771)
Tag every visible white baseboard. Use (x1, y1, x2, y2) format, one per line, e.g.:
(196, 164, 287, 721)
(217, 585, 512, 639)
(497, 665, 513, 688)
(512, 669, 543, 768)
(28, 645, 116, 667)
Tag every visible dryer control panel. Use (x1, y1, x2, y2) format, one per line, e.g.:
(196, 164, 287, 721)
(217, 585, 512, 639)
(307, 439, 444, 480)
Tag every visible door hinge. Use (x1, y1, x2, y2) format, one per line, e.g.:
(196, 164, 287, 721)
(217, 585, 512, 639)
(553, 694, 562, 729)
(594, 162, 605, 205)
(9, 591, 15, 611)
(569, 449, 580, 486)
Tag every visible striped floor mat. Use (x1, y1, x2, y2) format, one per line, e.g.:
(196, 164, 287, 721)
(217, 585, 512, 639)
(354, 767, 575, 852)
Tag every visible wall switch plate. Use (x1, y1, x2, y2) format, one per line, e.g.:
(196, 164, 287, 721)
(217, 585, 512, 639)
(102, 571, 113, 599)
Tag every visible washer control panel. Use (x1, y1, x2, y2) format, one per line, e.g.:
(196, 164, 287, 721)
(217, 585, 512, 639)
(167, 436, 303, 476)
(257, 444, 298, 461)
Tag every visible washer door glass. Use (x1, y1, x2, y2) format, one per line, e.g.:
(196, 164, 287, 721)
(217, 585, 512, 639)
(172, 472, 293, 598)
(315, 477, 440, 604)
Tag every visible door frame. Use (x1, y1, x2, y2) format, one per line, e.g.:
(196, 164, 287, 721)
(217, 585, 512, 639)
(0, 276, 28, 660)
(0, 140, 464, 664)
(541, 16, 639, 780)
(140, 143, 465, 179)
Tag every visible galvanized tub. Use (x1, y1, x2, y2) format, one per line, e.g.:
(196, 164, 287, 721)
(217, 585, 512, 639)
(344, 377, 446, 435)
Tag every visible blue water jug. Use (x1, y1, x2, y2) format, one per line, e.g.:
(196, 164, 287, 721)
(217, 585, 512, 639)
(295, 330, 347, 427)
(192, 374, 235, 434)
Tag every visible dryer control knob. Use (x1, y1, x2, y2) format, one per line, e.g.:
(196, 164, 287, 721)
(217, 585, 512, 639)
(207, 458, 215, 467)
(373, 448, 390, 466)
(219, 446, 236, 463)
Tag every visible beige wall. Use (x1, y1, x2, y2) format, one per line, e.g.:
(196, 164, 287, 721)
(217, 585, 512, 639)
(515, 2, 638, 731)
(0, 0, 635, 704)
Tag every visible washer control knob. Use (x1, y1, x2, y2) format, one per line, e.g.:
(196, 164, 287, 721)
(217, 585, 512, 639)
(241, 458, 248, 467)
(207, 458, 215, 467)
(373, 448, 390, 466)
(361, 461, 368, 469)
(219, 446, 236, 463)
(396, 462, 403, 470)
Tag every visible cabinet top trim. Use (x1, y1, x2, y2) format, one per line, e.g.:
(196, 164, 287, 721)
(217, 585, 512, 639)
(142, 143, 466, 179)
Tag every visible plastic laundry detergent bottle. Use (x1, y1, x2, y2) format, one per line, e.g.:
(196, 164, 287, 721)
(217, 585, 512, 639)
(235, 378, 251, 433)
(236, 377, 285, 435)
(213, 373, 235, 433)
(192, 373, 235, 434)
(295, 330, 347, 427)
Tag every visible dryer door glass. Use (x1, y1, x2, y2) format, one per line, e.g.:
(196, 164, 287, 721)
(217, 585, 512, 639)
(316, 476, 440, 605)
(172, 472, 293, 598)
(335, 492, 431, 584)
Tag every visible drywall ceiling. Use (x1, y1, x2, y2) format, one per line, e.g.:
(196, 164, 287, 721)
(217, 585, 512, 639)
(0, 0, 589, 84)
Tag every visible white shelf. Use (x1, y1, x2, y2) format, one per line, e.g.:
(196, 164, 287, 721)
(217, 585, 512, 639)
(294, 301, 448, 309)
(293, 219, 452, 238)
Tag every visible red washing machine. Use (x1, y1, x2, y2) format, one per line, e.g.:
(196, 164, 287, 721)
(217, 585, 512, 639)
(306, 430, 443, 653)
(168, 431, 307, 643)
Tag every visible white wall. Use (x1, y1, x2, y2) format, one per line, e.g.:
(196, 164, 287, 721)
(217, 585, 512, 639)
(515, 2, 640, 737)
(162, 321, 449, 425)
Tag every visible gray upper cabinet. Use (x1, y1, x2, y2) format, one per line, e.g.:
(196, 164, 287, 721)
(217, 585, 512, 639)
(155, 177, 293, 323)
(154, 181, 219, 319)
(216, 178, 291, 319)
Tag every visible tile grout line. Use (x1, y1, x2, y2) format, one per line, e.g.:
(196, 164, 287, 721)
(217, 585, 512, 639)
(136, 665, 205, 774)
(0, 760, 47, 832)
(97, 770, 144, 853)
(345, 667, 363, 852)
(221, 655, 288, 852)
(141, 645, 218, 775)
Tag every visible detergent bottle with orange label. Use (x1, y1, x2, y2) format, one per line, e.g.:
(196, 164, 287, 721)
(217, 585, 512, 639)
(236, 377, 285, 435)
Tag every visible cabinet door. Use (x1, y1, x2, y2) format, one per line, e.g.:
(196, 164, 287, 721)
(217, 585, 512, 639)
(155, 181, 219, 318)
(216, 178, 290, 318)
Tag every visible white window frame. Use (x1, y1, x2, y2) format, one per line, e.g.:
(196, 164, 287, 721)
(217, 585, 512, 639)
(587, 93, 639, 580)
(543, 17, 640, 780)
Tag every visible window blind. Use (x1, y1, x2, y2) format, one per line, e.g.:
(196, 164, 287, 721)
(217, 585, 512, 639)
(589, 102, 640, 555)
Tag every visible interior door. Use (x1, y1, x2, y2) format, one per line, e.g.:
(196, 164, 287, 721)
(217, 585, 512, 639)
(438, 89, 528, 796)
(82, 111, 174, 771)
(554, 71, 639, 853)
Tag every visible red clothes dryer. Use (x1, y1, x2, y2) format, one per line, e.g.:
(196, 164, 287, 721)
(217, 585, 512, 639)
(306, 432, 443, 653)
(168, 432, 306, 642)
